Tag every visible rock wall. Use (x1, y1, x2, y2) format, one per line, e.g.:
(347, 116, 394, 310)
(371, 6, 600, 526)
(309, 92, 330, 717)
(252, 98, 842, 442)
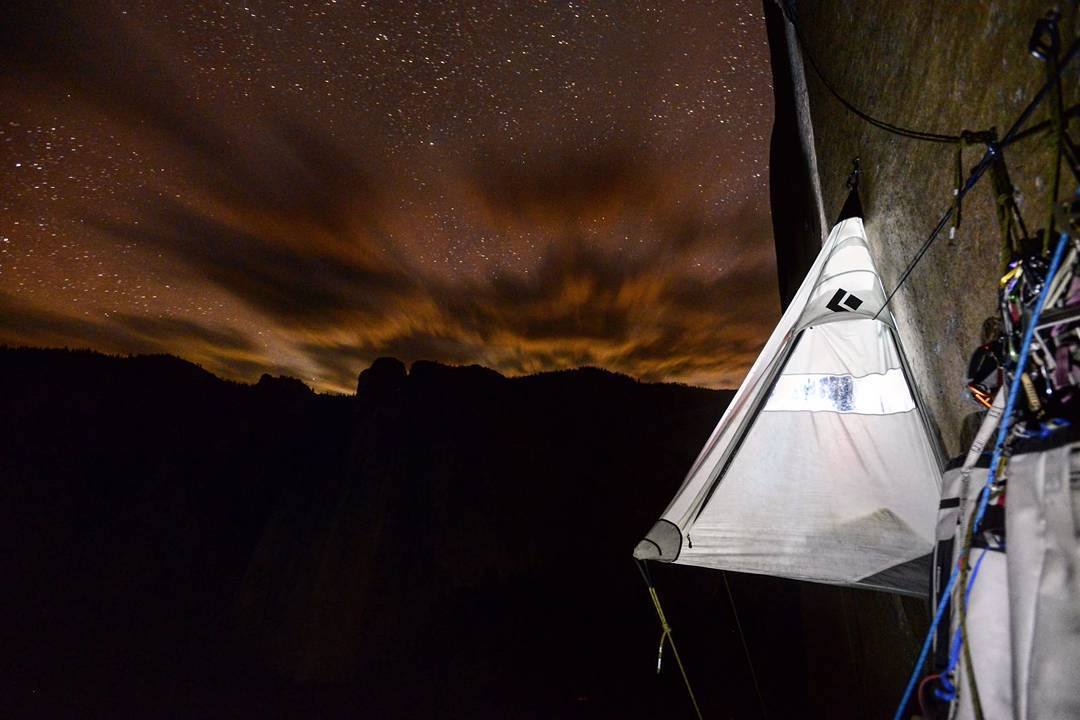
(775, 0, 1078, 456)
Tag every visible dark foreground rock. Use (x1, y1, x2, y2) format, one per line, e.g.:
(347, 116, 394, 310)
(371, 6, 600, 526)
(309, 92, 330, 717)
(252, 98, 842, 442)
(4, 347, 828, 718)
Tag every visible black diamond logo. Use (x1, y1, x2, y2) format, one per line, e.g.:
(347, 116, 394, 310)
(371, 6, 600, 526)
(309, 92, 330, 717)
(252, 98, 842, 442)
(826, 288, 864, 312)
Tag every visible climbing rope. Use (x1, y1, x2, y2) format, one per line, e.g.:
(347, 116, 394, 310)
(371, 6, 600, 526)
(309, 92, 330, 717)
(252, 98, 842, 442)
(891, 564, 961, 720)
(892, 228, 1071, 720)
(637, 561, 704, 720)
(937, 500, 990, 717)
(941, 228, 1072, 703)
(782, 2, 965, 144)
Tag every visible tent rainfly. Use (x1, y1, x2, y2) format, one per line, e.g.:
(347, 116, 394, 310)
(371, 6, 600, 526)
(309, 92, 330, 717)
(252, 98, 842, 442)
(634, 198, 944, 597)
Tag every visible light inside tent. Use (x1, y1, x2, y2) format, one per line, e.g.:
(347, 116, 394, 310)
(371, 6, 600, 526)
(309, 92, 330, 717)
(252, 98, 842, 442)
(765, 368, 915, 414)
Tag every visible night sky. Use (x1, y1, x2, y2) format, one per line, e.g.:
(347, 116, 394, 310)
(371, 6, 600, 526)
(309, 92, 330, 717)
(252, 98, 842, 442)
(1, 0, 775, 394)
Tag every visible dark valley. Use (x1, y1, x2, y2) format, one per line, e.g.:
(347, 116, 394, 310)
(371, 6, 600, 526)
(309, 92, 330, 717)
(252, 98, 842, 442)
(4, 347, 835, 718)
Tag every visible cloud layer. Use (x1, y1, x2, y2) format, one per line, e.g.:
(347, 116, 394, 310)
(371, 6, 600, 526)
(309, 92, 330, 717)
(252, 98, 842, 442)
(1, 1, 777, 393)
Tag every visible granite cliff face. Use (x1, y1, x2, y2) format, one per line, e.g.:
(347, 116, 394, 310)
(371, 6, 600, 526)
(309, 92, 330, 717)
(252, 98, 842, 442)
(770, 0, 1078, 456)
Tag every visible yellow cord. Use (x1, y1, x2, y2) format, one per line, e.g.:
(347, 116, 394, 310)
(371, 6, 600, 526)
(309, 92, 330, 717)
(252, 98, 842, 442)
(647, 585, 704, 720)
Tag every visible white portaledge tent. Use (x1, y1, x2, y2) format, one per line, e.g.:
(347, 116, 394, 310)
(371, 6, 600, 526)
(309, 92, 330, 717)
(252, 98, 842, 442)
(635, 199, 944, 597)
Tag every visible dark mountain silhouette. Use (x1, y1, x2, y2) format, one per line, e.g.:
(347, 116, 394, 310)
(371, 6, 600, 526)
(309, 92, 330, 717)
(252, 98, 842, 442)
(3, 346, 821, 718)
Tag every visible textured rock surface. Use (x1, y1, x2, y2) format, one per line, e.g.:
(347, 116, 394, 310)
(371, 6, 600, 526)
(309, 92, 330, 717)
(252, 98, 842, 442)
(788, 1, 1078, 456)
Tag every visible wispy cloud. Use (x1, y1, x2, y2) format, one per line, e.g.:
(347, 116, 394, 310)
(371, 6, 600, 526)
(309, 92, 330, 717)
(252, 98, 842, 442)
(1, 0, 776, 393)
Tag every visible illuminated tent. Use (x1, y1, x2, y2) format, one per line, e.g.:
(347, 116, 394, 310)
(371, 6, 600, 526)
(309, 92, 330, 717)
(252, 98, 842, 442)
(634, 202, 943, 596)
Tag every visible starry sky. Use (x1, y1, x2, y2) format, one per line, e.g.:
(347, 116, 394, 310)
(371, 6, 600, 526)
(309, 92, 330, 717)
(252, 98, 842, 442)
(1, 0, 776, 394)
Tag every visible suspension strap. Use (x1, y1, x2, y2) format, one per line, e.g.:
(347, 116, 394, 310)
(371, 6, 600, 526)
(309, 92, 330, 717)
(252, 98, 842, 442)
(950, 498, 989, 718)
(952, 131, 995, 241)
(952, 141, 964, 240)
(985, 132, 1031, 272)
(637, 561, 704, 720)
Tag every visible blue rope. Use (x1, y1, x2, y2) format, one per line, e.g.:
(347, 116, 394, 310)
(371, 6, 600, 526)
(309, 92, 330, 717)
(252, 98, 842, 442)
(891, 565, 960, 720)
(944, 228, 1071, 670)
(937, 548, 988, 700)
(892, 229, 1071, 720)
